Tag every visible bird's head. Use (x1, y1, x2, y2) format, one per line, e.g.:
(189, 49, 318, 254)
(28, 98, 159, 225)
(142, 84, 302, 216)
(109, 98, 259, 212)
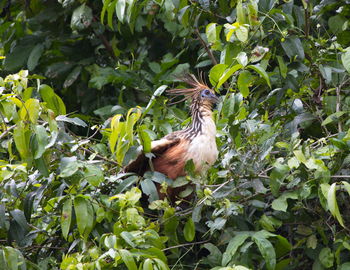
(167, 74, 219, 106)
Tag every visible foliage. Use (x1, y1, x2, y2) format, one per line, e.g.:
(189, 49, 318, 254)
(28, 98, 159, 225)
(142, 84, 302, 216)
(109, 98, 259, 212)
(1, 0, 350, 269)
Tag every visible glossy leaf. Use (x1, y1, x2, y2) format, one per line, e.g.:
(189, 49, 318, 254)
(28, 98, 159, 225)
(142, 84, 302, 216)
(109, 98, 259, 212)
(327, 183, 344, 227)
(39, 84, 66, 116)
(237, 70, 252, 97)
(247, 64, 271, 88)
(183, 217, 195, 242)
(74, 196, 94, 239)
(119, 249, 137, 270)
(27, 44, 44, 71)
(61, 198, 72, 240)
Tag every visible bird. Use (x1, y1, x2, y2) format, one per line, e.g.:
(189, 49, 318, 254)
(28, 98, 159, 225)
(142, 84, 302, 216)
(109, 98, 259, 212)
(124, 74, 219, 202)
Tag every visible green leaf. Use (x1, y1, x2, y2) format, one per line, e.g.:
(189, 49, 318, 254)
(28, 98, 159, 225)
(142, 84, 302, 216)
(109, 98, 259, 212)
(237, 70, 253, 98)
(322, 111, 346, 126)
(271, 192, 298, 212)
(138, 125, 152, 153)
(327, 183, 344, 227)
(39, 84, 66, 116)
(59, 157, 79, 178)
(74, 196, 94, 239)
(10, 209, 30, 231)
(27, 44, 44, 71)
(71, 4, 93, 31)
(236, 52, 248, 67)
(116, 0, 126, 22)
(235, 25, 249, 42)
(119, 249, 137, 270)
(33, 125, 49, 159)
(281, 36, 304, 60)
(84, 165, 104, 187)
(140, 178, 159, 202)
(252, 234, 276, 270)
(319, 247, 334, 268)
(341, 49, 350, 73)
(13, 122, 31, 161)
(19, 98, 40, 124)
(3, 44, 34, 71)
(61, 198, 72, 240)
(247, 64, 271, 88)
(56, 115, 87, 127)
(236, 0, 246, 24)
(209, 64, 227, 87)
(217, 64, 243, 89)
(109, 114, 122, 153)
(183, 217, 195, 242)
(276, 55, 287, 78)
(143, 259, 154, 270)
(63, 66, 82, 88)
(328, 15, 347, 34)
(222, 232, 250, 266)
(206, 23, 218, 44)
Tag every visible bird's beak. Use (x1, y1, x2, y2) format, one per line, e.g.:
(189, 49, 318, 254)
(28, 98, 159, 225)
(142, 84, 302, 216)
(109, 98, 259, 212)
(209, 92, 219, 103)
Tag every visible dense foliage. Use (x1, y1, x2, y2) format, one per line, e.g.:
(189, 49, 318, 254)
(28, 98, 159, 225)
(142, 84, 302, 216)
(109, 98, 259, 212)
(1, 0, 350, 269)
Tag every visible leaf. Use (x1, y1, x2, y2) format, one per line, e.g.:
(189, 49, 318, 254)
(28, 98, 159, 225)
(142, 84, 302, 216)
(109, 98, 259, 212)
(3, 44, 34, 71)
(276, 55, 287, 78)
(74, 196, 94, 239)
(206, 23, 218, 44)
(71, 4, 93, 31)
(61, 198, 72, 240)
(217, 64, 243, 89)
(27, 44, 44, 71)
(119, 249, 137, 270)
(319, 247, 334, 268)
(39, 84, 66, 116)
(183, 217, 195, 242)
(341, 49, 350, 73)
(109, 114, 123, 153)
(327, 182, 344, 227)
(271, 192, 298, 212)
(138, 125, 152, 153)
(235, 25, 249, 42)
(63, 66, 82, 88)
(33, 125, 49, 159)
(116, 0, 126, 22)
(209, 64, 227, 87)
(236, 52, 248, 67)
(59, 157, 79, 178)
(56, 115, 87, 127)
(328, 15, 347, 34)
(237, 70, 253, 98)
(10, 210, 30, 232)
(247, 64, 271, 88)
(13, 122, 31, 161)
(222, 232, 250, 266)
(252, 234, 276, 270)
(236, 0, 245, 24)
(19, 98, 40, 123)
(281, 36, 304, 60)
(140, 178, 159, 203)
(84, 165, 104, 187)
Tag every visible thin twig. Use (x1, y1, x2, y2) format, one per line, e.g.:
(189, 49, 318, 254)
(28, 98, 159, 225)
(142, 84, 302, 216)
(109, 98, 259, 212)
(0, 124, 16, 140)
(194, 29, 230, 90)
(163, 240, 209, 251)
(336, 86, 342, 132)
(80, 146, 119, 166)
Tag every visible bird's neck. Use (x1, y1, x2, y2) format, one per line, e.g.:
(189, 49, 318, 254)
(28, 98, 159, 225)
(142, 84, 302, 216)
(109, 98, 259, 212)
(185, 101, 214, 137)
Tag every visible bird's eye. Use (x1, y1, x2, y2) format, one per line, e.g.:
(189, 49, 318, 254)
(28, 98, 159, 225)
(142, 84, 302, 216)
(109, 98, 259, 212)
(204, 89, 211, 95)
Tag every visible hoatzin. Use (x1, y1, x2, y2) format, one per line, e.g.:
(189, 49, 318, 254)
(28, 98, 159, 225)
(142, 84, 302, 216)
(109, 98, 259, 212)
(125, 74, 218, 202)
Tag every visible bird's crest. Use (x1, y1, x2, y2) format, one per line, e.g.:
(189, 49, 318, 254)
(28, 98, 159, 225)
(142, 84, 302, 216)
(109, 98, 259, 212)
(167, 74, 213, 104)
